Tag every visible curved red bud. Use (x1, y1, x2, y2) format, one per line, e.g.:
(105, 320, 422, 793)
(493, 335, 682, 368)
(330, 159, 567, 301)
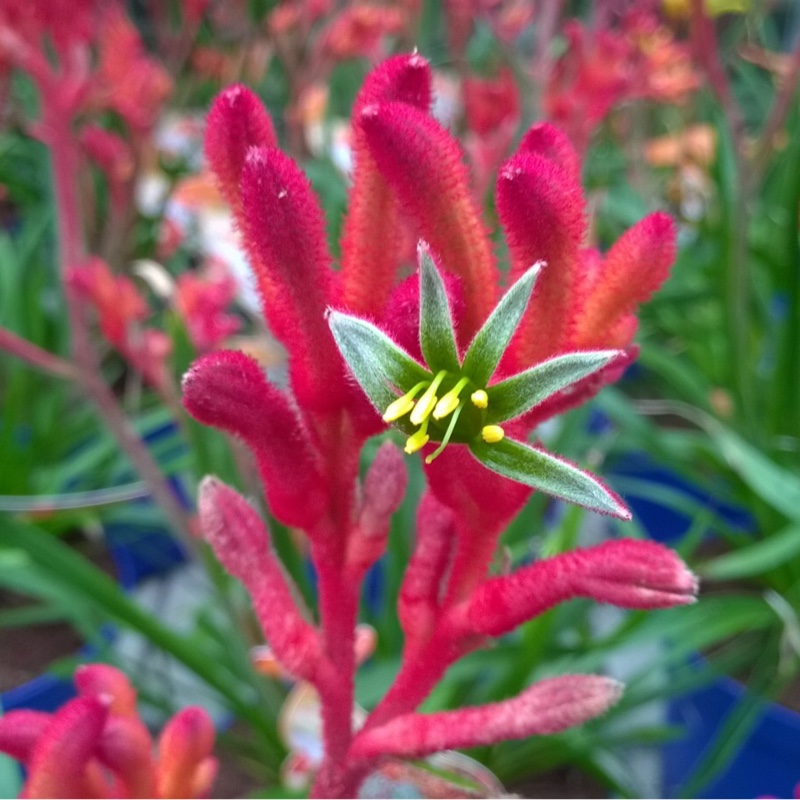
(205, 85, 277, 217)
(23, 696, 108, 799)
(0, 710, 50, 763)
(398, 491, 457, 648)
(496, 150, 586, 364)
(458, 539, 698, 638)
(517, 122, 582, 183)
(198, 477, 323, 681)
(340, 54, 432, 316)
(240, 147, 344, 412)
(156, 707, 216, 799)
(350, 675, 622, 760)
(75, 664, 138, 717)
(359, 101, 498, 339)
(182, 350, 328, 529)
(574, 212, 676, 348)
(95, 716, 156, 798)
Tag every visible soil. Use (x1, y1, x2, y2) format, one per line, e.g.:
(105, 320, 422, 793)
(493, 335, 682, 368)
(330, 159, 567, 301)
(0, 534, 118, 693)
(509, 766, 607, 798)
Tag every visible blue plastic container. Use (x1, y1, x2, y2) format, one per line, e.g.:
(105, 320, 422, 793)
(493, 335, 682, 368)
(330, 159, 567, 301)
(663, 669, 800, 798)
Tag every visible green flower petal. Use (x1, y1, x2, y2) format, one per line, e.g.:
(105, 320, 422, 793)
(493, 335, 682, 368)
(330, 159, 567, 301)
(418, 244, 461, 373)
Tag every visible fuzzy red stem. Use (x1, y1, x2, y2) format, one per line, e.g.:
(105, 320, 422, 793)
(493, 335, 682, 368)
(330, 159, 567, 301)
(0, 326, 78, 379)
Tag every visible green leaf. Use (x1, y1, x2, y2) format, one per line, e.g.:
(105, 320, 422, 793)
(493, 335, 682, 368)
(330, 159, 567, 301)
(470, 437, 629, 518)
(418, 245, 460, 373)
(485, 351, 619, 423)
(701, 524, 800, 580)
(328, 311, 431, 411)
(461, 262, 542, 386)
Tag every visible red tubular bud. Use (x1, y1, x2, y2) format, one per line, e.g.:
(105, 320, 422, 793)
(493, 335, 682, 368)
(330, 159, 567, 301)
(95, 716, 156, 798)
(349, 441, 408, 571)
(350, 674, 622, 761)
(398, 491, 457, 647)
(517, 122, 582, 183)
(240, 147, 345, 412)
(358, 101, 498, 340)
(23, 696, 108, 799)
(156, 707, 216, 800)
(574, 212, 676, 349)
(204, 85, 277, 217)
(340, 54, 432, 317)
(75, 664, 138, 717)
(0, 711, 50, 763)
(459, 539, 698, 639)
(198, 477, 323, 681)
(182, 350, 328, 529)
(496, 149, 586, 364)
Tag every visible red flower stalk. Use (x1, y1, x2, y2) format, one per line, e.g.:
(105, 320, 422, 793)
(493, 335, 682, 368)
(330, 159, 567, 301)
(185, 53, 695, 798)
(0, 665, 216, 799)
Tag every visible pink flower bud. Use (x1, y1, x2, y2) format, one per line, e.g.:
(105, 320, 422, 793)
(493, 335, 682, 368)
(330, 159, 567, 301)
(240, 146, 345, 412)
(23, 696, 108, 799)
(156, 707, 216, 799)
(95, 716, 156, 797)
(574, 212, 676, 349)
(182, 350, 328, 529)
(349, 441, 408, 571)
(340, 54, 432, 316)
(204, 85, 277, 217)
(496, 149, 586, 365)
(398, 491, 457, 647)
(358, 101, 497, 339)
(517, 122, 581, 183)
(0, 710, 49, 763)
(198, 477, 323, 681)
(75, 664, 138, 717)
(459, 539, 698, 638)
(350, 674, 622, 760)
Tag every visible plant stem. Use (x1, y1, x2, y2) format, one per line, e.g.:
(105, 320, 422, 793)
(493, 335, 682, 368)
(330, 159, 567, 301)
(0, 326, 78, 379)
(43, 100, 195, 546)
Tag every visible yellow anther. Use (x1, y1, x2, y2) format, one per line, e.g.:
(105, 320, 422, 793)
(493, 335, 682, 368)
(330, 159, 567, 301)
(433, 377, 469, 420)
(405, 424, 430, 454)
(410, 371, 447, 426)
(471, 389, 488, 409)
(481, 425, 505, 443)
(383, 381, 427, 422)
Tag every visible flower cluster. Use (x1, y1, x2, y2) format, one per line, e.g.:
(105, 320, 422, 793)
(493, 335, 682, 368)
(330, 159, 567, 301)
(180, 52, 696, 798)
(0, 665, 216, 799)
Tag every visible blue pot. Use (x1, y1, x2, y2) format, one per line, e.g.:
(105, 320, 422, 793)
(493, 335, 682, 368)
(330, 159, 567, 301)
(663, 668, 800, 798)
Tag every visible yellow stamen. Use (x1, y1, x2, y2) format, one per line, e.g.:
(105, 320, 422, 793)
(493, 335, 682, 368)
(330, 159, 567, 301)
(410, 370, 447, 426)
(471, 389, 488, 409)
(433, 377, 470, 420)
(481, 425, 505, 443)
(426, 402, 464, 464)
(383, 381, 427, 422)
(405, 420, 430, 454)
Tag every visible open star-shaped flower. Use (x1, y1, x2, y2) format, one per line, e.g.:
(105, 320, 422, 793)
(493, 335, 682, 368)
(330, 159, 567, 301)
(329, 242, 630, 519)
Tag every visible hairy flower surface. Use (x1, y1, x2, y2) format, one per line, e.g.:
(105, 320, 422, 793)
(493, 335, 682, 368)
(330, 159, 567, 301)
(330, 243, 629, 518)
(0, 665, 216, 799)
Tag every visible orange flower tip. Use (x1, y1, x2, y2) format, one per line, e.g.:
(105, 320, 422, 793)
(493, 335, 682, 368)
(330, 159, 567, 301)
(404, 430, 429, 454)
(470, 389, 488, 409)
(481, 424, 505, 443)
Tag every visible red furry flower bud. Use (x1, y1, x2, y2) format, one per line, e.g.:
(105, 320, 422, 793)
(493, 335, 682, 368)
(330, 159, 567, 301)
(156, 707, 217, 800)
(198, 477, 323, 681)
(182, 350, 327, 528)
(359, 101, 498, 339)
(0, 710, 49, 763)
(496, 147, 586, 364)
(517, 122, 582, 183)
(204, 85, 277, 217)
(459, 539, 698, 638)
(240, 147, 345, 412)
(340, 53, 432, 316)
(75, 664, 138, 717)
(350, 675, 622, 760)
(574, 212, 676, 348)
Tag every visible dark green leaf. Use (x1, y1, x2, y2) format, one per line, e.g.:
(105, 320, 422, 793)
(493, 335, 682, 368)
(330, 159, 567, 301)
(485, 351, 619, 423)
(470, 437, 629, 518)
(461, 263, 542, 385)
